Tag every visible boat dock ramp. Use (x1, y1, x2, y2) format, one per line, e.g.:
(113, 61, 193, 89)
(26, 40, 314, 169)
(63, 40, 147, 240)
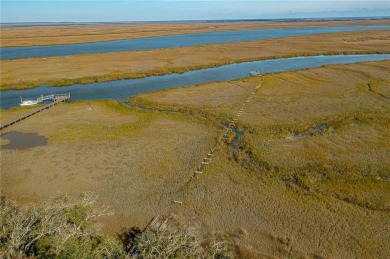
(0, 93, 70, 130)
(36, 93, 70, 102)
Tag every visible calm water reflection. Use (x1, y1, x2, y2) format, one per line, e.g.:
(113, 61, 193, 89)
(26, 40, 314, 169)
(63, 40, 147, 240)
(1, 131, 48, 149)
(1, 54, 389, 109)
(1, 25, 389, 60)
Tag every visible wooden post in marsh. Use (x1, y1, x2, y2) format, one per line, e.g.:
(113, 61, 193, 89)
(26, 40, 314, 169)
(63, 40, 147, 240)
(182, 78, 264, 200)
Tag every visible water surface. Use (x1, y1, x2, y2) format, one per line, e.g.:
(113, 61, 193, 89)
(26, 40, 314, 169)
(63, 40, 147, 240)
(1, 54, 389, 109)
(1, 25, 389, 60)
(1, 131, 48, 149)
(231, 131, 244, 151)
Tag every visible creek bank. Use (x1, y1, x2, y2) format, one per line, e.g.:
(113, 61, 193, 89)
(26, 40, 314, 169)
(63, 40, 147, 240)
(2, 54, 389, 109)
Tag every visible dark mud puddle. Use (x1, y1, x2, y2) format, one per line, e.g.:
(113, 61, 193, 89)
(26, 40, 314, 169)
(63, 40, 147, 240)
(1, 131, 48, 149)
(294, 123, 327, 138)
(231, 130, 244, 151)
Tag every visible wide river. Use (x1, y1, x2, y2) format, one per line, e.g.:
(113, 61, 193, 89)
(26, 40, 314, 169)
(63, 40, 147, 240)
(1, 54, 389, 109)
(1, 25, 389, 60)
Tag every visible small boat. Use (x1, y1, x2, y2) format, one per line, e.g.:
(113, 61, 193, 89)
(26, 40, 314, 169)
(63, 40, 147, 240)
(20, 97, 42, 106)
(249, 71, 261, 76)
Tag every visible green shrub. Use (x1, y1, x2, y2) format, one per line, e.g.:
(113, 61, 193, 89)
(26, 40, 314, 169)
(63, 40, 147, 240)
(0, 193, 124, 258)
(126, 215, 235, 258)
(1, 195, 236, 258)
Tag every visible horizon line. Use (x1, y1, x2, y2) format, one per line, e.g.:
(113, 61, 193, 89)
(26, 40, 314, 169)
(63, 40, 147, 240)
(1, 16, 389, 25)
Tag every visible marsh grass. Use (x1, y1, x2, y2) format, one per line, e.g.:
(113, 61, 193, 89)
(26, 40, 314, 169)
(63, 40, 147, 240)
(131, 94, 230, 130)
(15, 100, 216, 144)
(2, 51, 387, 91)
(2, 29, 389, 90)
(2, 61, 390, 258)
(2, 19, 387, 47)
(235, 65, 390, 211)
(0, 105, 46, 124)
(1, 100, 221, 234)
(138, 60, 390, 212)
(130, 77, 261, 127)
(1, 61, 257, 90)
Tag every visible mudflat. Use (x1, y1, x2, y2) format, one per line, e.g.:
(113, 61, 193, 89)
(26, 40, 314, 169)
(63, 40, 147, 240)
(2, 61, 389, 258)
(1, 29, 389, 90)
(1, 19, 388, 47)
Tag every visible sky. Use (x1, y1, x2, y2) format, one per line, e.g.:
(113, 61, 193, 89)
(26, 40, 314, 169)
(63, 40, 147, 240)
(1, 1, 389, 23)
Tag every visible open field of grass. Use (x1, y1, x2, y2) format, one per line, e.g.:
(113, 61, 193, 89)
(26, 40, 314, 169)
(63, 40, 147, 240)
(131, 60, 390, 258)
(0, 105, 44, 124)
(130, 76, 262, 121)
(235, 61, 390, 212)
(0, 100, 221, 230)
(2, 29, 389, 90)
(1, 19, 388, 47)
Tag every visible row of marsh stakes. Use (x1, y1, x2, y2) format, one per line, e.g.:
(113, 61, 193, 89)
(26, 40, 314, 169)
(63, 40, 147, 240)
(173, 77, 263, 205)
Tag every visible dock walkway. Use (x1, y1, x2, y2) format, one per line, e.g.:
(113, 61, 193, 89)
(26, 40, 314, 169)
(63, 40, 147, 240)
(0, 93, 70, 130)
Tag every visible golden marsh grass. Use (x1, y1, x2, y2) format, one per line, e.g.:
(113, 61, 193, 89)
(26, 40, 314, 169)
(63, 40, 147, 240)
(1, 29, 389, 90)
(1, 19, 388, 47)
(1, 100, 220, 229)
(133, 61, 390, 257)
(1, 61, 389, 258)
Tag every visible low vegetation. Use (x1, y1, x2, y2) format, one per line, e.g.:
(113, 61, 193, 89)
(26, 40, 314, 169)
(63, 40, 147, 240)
(1, 100, 221, 232)
(2, 29, 389, 90)
(0, 105, 44, 124)
(0, 193, 123, 258)
(237, 109, 390, 211)
(2, 61, 389, 258)
(131, 60, 390, 257)
(138, 60, 390, 211)
(2, 19, 387, 47)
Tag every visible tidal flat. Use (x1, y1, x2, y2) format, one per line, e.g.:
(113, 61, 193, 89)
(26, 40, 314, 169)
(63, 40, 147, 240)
(1, 61, 389, 258)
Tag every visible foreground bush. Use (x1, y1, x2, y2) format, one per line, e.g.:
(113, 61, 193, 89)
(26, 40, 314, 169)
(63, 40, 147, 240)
(126, 215, 234, 258)
(0, 193, 124, 258)
(0, 194, 235, 258)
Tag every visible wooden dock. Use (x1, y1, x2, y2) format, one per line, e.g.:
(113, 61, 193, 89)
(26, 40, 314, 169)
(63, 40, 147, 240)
(0, 93, 70, 130)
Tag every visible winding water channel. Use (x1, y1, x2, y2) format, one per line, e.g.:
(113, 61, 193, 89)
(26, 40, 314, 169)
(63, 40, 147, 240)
(1, 25, 389, 60)
(1, 54, 389, 109)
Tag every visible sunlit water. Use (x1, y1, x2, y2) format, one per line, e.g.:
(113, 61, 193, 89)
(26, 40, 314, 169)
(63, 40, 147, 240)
(1, 54, 389, 110)
(1, 25, 389, 59)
